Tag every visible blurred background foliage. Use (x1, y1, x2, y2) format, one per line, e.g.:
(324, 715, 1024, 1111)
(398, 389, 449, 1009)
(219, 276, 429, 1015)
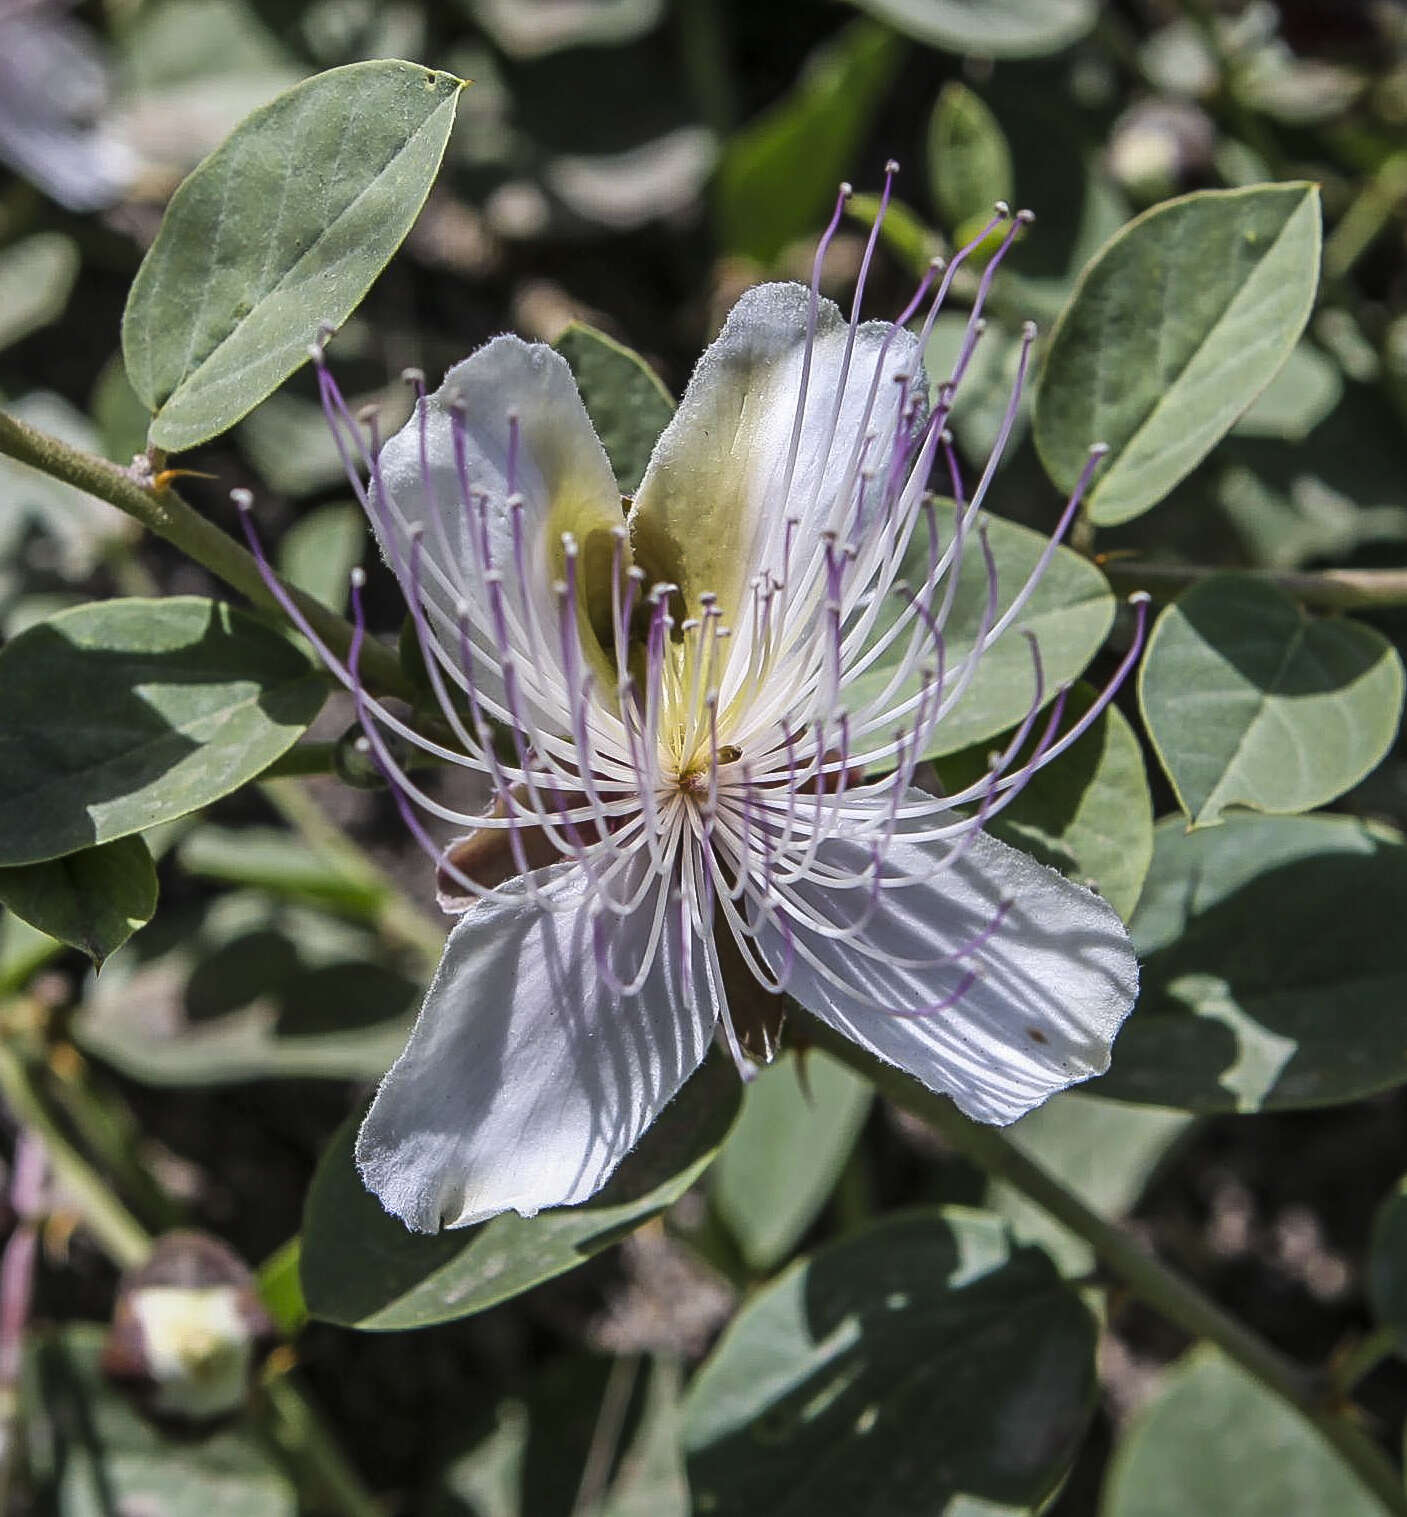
(4, 0, 1407, 1513)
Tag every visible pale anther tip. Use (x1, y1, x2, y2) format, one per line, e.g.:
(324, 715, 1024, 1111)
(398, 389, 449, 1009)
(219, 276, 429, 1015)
(1022, 319, 1039, 340)
(305, 343, 323, 362)
(401, 366, 425, 386)
(885, 158, 901, 175)
(1090, 441, 1111, 458)
(354, 736, 372, 753)
(938, 428, 954, 446)
(1017, 208, 1036, 224)
(993, 200, 1011, 218)
(230, 488, 254, 511)
(407, 521, 425, 539)
(1130, 590, 1152, 606)
(350, 567, 367, 588)
(839, 180, 854, 197)
(929, 255, 947, 271)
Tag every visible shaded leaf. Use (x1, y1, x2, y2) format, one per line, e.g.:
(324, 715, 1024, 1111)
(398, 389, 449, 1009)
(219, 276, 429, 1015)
(0, 232, 79, 353)
(846, 502, 1115, 758)
(25, 1325, 295, 1517)
(301, 1057, 740, 1330)
(177, 823, 387, 919)
(715, 21, 904, 266)
(1232, 341, 1343, 443)
(711, 1051, 872, 1272)
(683, 1208, 1096, 1516)
(850, 0, 1096, 58)
(1097, 814, 1407, 1112)
(72, 891, 416, 1084)
(1100, 1347, 1380, 1516)
(928, 83, 1013, 236)
(0, 836, 156, 967)
(1035, 184, 1322, 525)
(1139, 575, 1403, 826)
(0, 598, 325, 866)
(554, 323, 674, 496)
(122, 60, 463, 451)
(275, 502, 366, 614)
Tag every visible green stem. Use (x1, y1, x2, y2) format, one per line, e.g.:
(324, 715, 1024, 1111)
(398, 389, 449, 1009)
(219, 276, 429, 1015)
(1330, 1325, 1401, 1399)
(0, 409, 412, 702)
(1324, 153, 1407, 282)
(799, 1016, 1407, 1517)
(0, 1044, 149, 1271)
(261, 1373, 385, 1517)
(1103, 559, 1407, 611)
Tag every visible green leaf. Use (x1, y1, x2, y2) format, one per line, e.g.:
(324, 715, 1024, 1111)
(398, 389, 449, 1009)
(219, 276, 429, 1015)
(1100, 1346, 1381, 1517)
(257, 1237, 308, 1337)
(0, 837, 157, 968)
(710, 1051, 872, 1272)
(715, 21, 904, 266)
(845, 502, 1115, 757)
(928, 83, 1013, 235)
(301, 1057, 741, 1330)
(1035, 184, 1322, 526)
(274, 502, 366, 614)
(72, 892, 416, 1084)
(1369, 1178, 1407, 1346)
(1139, 576, 1404, 827)
(26, 1325, 296, 1517)
(0, 912, 62, 998)
(554, 323, 674, 496)
(122, 60, 463, 452)
(936, 683, 1154, 921)
(988, 1094, 1189, 1275)
(683, 1209, 1096, 1516)
(0, 598, 325, 866)
(1097, 814, 1407, 1113)
(177, 824, 388, 919)
(1231, 340, 1343, 443)
(924, 317, 1029, 462)
(849, 0, 1096, 58)
(0, 233, 79, 353)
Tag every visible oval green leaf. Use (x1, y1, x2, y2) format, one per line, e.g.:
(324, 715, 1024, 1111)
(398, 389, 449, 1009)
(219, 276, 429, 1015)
(683, 1208, 1097, 1516)
(1139, 575, 1404, 827)
(935, 683, 1155, 921)
(710, 1050, 873, 1273)
(715, 20, 904, 266)
(554, 322, 674, 495)
(1097, 814, 1407, 1113)
(1035, 184, 1322, 526)
(845, 502, 1116, 758)
(301, 1056, 740, 1330)
(0, 837, 157, 968)
(122, 60, 463, 452)
(0, 598, 326, 866)
(1101, 1346, 1381, 1517)
(851, 0, 1096, 57)
(927, 83, 1013, 234)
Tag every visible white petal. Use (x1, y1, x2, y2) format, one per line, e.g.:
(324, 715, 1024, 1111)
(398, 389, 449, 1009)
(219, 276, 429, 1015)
(375, 335, 624, 691)
(753, 816, 1138, 1124)
(628, 282, 924, 629)
(356, 863, 719, 1230)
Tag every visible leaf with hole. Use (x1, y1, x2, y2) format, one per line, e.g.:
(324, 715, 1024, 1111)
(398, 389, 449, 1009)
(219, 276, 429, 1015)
(1035, 184, 1321, 525)
(1138, 575, 1403, 826)
(683, 1208, 1096, 1516)
(122, 60, 463, 451)
(301, 1056, 739, 1329)
(0, 597, 325, 866)
(0, 837, 157, 968)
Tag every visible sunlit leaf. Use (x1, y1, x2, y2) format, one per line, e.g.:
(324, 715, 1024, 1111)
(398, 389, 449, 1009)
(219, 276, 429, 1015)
(850, 0, 1096, 57)
(711, 1051, 872, 1272)
(1101, 1347, 1381, 1516)
(936, 684, 1155, 921)
(1139, 576, 1403, 827)
(122, 60, 463, 451)
(1035, 184, 1322, 525)
(846, 502, 1115, 758)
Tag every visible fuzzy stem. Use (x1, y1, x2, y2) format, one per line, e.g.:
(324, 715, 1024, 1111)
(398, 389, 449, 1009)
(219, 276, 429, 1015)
(799, 1017, 1407, 1517)
(0, 409, 412, 702)
(1102, 559, 1407, 612)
